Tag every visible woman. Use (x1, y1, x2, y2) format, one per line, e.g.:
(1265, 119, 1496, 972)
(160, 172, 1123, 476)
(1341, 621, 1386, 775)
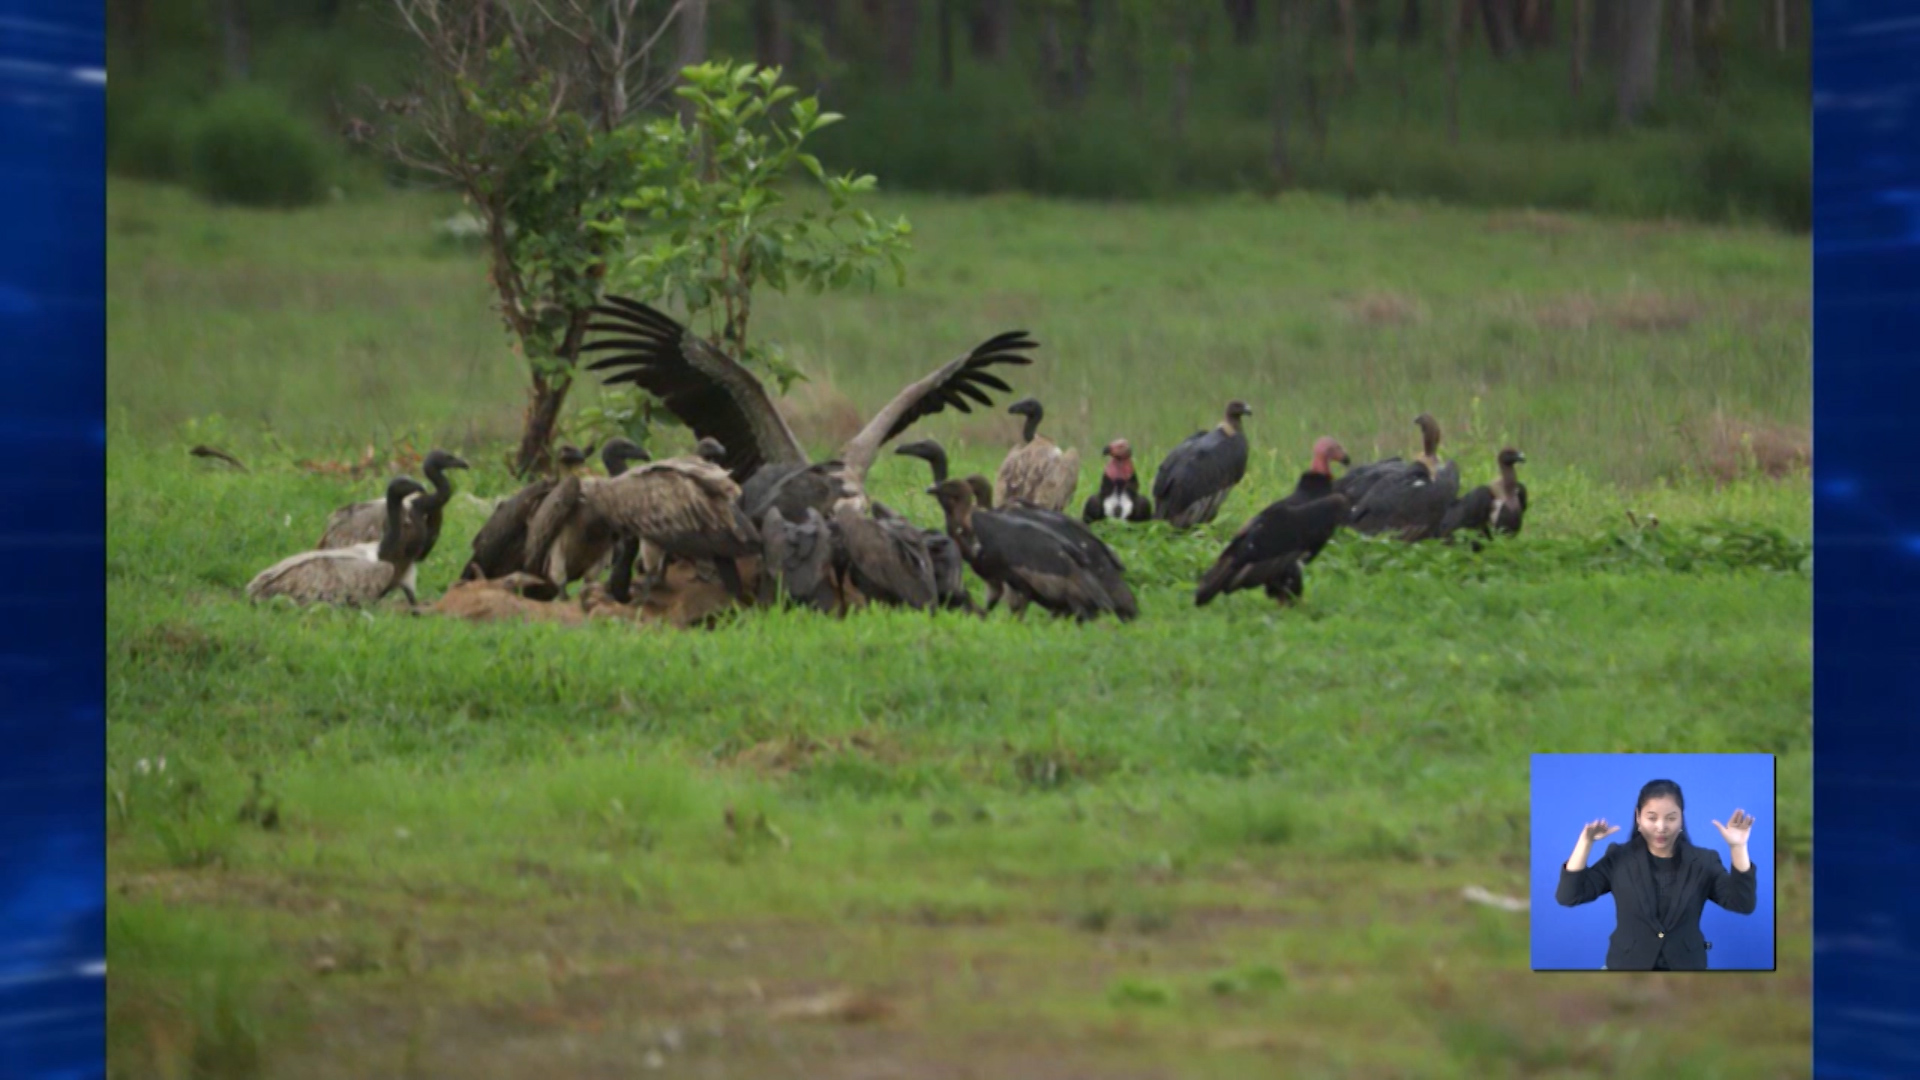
(1555, 779, 1758, 971)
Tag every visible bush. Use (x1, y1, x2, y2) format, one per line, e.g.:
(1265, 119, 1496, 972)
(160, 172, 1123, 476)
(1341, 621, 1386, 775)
(109, 97, 193, 181)
(185, 88, 333, 209)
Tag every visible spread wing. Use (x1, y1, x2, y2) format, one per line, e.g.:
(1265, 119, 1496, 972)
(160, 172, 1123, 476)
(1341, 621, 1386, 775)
(581, 295, 806, 480)
(835, 330, 1038, 481)
(589, 460, 758, 558)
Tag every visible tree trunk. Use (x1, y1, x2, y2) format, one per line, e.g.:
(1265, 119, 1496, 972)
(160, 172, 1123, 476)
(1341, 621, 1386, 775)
(753, 0, 780, 67)
(1172, 22, 1195, 140)
(1668, 0, 1692, 91)
(1225, 0, 1259, 46)
(1697, 0, 1725, 93)
(967, 0, 1010, 61)
(886, 0, 919, 85)
(1480, 0, 1518, 58)
(1399, 0, 1422, 44)
(1445, 0, 1461, 144)
(676, 0, 709, 120)
(1338, 0, 1358, 88)
(1590, 0, 1623, 68)
(937, 0, 954, 87)
(1520, 0, 1554, 47)
(1069, 0, 1096, 100)
(1038, 11, 1065, 103)
(1770, 0, 1786, 53)
(1569, 0, 1587, 96)
(1615, 0, 1661, 125)
(1270, 5, 1294, 183)
(1117, 7, 1146, 107)
(218, 0, 251, 81)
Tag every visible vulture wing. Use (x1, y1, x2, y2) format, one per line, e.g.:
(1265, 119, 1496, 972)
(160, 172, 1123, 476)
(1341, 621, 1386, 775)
(1333, 457, 1404, 506)
(1350, 459, 1461, 540)
(317, 499, 384, 549)
(1438, 485, 1495, 539)
(465, 480, 555, 580)
(759, 507, 838, 612)
(832, 509, 937, 609)
(1152, 429, 1248, 524)
(835, 330, 1038, 481)
(975, 511, 1124, 620)
(247, 545, 396, 606)
(582, 296, 807, 480)
(590, 460, 758, 560)
(524, 475, 585, 577)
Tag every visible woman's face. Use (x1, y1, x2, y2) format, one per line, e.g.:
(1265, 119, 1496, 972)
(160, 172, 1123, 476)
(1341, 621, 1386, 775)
(1638, 796, 1682, 855)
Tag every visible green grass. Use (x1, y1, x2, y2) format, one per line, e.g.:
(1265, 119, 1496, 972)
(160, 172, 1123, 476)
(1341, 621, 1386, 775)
(108, 180, 1811, 1077)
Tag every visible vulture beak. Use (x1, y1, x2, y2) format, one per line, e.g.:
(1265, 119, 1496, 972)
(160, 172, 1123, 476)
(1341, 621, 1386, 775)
(924, 485, 939, 497)
(1516, 453, 1528, 463)
(1337, 450, 1352, 465)
(448, 455, 472, 470)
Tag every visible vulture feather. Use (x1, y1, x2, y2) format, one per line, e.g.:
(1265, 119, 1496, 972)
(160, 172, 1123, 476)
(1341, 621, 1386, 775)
(994, 398, 1080, 512)
(1347, 413, 1460, 541)
(1196, 437, 1351, 606)
(462, 443, 591, 583)
(249, 478, 427, 607)
(1152, 401, 1253, 529)
(926, 477, 1135, 623)
(1439, 448, 1528, 543)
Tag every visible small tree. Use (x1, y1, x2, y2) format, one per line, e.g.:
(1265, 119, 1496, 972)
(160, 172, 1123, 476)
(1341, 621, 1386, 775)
(578, 62, 911, 443)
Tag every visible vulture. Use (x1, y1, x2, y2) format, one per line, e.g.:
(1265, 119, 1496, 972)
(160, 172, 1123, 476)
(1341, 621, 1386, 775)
(461, 443, 595, 583)
(829, 503, 939, 611)
(317, 448, 470, 562)
(581, 295, 1036, 521)
(522, 438, 653, 595)
(925, 477, 1137, 623)
(572, 442, 762, 607)
(995, 398, 1080, 512)
(1195, 437, 1352, 607)
(1152, 400, 1253, 529)
(1344, 413, 1461, 542)
(248, 478, 428, 607)
(891, 439, 983, 613)
(1082, 438, 1153, 524)
(1439, 448, 1528, 542)
(755, 506, 842, 614)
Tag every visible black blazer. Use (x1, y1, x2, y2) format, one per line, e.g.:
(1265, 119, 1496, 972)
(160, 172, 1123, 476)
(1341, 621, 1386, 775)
(1555, 836, 1758, 970)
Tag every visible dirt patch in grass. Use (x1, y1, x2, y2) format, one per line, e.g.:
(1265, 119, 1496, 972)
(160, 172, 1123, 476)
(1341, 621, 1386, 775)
(1528, 291, 1704, 333)
(1340, 291, 1426, 327)
(1684, 412, 1812, 481)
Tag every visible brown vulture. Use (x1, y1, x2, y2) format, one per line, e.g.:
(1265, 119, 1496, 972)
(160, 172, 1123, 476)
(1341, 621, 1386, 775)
(1195, 437, 1352, 607)
(1439, 448, 1528, 543)
(522, 438, 653, 595)
(580, 295, 1037, 522)
(1151, 400, 1253, 528)
(925, 476, 1137, 623)
(1082, 438, 1153, 524)
(248, 477, 428, 607)
(318, 448, 470, 565)
(1343, 413, 1461, 542)
(573, 444, 762, 608)
(829, 503, 939, 611)
(461, 443, 596, 583)
(995, 398, 1080, 512)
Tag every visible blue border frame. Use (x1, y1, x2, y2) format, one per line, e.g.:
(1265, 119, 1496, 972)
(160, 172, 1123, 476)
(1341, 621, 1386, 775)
(0, 4, 107, 1078)
(1812, 2, 1920, 1076)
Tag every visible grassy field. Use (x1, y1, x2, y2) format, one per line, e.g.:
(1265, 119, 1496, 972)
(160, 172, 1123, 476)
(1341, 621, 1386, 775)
(107, 178, 1811, 1078)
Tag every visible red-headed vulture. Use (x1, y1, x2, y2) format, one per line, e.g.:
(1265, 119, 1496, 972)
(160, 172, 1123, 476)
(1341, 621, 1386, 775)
(1082, 438, 1153, 524)
(1195, 437, 1352, 607)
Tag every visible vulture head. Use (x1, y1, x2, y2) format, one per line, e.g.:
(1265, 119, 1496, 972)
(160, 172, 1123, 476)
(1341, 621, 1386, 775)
(385, 476, 428, 504)
(925, 477, 979, 523)
(423, 449, 472, 474)
(1309, 436, 1351, 474)
(1223, 400, 1254, 430)
(1007, 397, 1045, 441)
(556, 444, 591, 473)
(1498, 447, 1526, 468)
(963, 473, 996, 510)
(894, 438, 951, 484)
(695, 437, 727, 465)
(1101, 438, 1137, 481)
(1414, 413, 1443, 457)
(601, 438, 650, 476)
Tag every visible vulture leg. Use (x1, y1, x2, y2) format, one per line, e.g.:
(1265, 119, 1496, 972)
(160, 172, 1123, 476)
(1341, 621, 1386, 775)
(714, 558, 749, 604)
(607, 536, 640, 605)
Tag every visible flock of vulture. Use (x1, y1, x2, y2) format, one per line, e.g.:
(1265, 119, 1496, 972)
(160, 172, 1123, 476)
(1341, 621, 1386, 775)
(245, 296, 1528, 624)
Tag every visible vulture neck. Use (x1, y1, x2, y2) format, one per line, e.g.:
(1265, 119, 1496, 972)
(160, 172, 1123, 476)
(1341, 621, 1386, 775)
(1219, 415, 1244, 437)
(1418, 423, 1442, 467)
(1020, 411, 1042, 444)
(1496, 460, 1520, 492)
(923, 448, 951, 484)
(377, 494, 411, 565)
(419, 460, 456, 513)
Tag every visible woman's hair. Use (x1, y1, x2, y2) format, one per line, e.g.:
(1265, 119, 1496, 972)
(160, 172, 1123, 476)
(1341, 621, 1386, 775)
(1629, 778, 1688, 850)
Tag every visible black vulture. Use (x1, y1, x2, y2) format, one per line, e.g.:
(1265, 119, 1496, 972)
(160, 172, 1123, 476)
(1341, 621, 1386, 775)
(830, 503, 939, 610)
(1346, 413, 1461, 542)
(1082, 438, 1153, 524)
(249, 478, 428, 607)
(756, 506, 841, 613)
(318, 449, 470, 563)
(1151, 400, 1253, 528)
(1439, 448, 1528, 543)
(581, 296, 1037, 521)
(890, 439, 983, 614)
(926, 476, 1137, 622)
(1196, 437, 1353, 607)
(995, 398, 1080, 512)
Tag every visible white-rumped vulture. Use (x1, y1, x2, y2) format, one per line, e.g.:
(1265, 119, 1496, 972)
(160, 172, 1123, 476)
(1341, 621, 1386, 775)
(461, 443, 595, 584)
(1439, 447, 1528, 543)
(1082, 438, 1153, 524)
(249, 477, 428, 607)
(580, 296, 1037, 522)
(1196, 437, 1352, 607)
(522, 438, 653, 595)
(995, 398, 1080, 512)
(318, 449, 470, 562)
(1151, 400, 1252, 529)
(1344, 413, 1461, 542)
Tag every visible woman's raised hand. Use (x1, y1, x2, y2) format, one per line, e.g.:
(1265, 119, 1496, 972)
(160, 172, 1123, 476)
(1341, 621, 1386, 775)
(1580, 819, 1621, 844)
(1712, 809, 1755, 847)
